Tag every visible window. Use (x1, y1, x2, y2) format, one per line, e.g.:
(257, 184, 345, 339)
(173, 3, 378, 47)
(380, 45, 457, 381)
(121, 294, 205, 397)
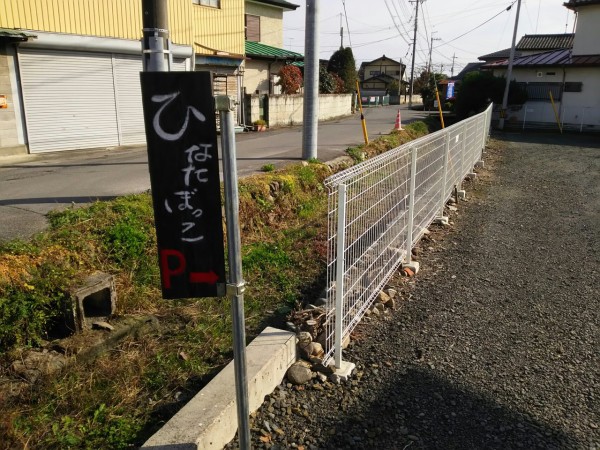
(516, 82, 562, 101)
(245, 14, 260, 41)
(193, 0, 220, 7)
(564, 82, 583, 93)
(369, 70, 381, 76)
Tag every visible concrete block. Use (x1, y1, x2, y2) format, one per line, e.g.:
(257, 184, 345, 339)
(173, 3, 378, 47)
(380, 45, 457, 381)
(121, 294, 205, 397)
(466, 172, 477, 180)
(402, 261, 420, 274)
(142, 327, 296, 450)
(329, 360, 356, 384)
(475, 160, 485, 168)
(457, 190, 466, 199)
(71, 272, 116, 331)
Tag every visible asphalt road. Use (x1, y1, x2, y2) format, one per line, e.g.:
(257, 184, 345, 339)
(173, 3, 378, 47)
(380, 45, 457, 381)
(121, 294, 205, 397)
(0, 105, 428, 242)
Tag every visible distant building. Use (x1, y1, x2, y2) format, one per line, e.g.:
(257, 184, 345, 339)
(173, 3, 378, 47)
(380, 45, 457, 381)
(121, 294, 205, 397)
(358, 55, 407, 96)
(482, 1, 600, 130)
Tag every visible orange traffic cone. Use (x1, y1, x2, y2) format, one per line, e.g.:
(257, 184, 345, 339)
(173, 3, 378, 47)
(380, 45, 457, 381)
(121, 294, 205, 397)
(394, 109, 403, 130)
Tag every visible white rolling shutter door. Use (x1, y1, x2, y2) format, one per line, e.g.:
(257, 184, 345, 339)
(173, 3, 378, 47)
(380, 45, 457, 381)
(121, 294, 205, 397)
(172, 58, 187, 71)
(18, 48, 120, 153)
(113, 55, 145, 146)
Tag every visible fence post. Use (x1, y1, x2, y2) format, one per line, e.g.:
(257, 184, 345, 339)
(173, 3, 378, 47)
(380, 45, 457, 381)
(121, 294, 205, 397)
(405, 146, 418, 264)
(334, 183, 347, 369)
(457, 122, 467, 199)
(436, 133, 450, 224)
(480, 115, 487, 153)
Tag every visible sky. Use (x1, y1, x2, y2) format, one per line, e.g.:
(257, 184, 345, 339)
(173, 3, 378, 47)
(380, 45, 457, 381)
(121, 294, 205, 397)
(282, 0, 575, 76)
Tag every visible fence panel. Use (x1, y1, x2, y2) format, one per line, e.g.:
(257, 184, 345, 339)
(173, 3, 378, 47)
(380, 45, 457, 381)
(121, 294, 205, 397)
(323, 104, 493, 366)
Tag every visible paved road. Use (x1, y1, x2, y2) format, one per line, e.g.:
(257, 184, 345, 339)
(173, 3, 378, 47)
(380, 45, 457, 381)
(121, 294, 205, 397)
(0, 105, 428, 242)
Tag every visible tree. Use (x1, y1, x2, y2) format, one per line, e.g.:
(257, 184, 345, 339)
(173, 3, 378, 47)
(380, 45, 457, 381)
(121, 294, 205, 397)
(319, 66, 335, 94)
(327, 47, 357, 93)
(454, 71, 527, 119)
(277, 65, 303, 94)
(415, 71, 447, 108)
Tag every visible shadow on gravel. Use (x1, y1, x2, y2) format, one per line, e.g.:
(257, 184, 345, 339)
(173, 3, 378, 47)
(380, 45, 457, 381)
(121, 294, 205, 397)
(320, 367, 580, 450)
(493, 131, 600, 149)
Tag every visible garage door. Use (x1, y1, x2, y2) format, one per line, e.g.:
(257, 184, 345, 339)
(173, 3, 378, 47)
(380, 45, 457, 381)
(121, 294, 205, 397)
(113, 55, 145, 146)
(18, 48, 120, 153)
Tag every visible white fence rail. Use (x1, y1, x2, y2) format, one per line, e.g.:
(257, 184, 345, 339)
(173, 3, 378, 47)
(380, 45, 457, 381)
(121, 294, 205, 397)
(323, 104, 493, 367)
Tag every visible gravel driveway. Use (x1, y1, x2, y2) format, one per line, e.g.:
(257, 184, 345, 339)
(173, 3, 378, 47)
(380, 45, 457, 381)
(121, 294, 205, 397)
(227, 132, 600, 450)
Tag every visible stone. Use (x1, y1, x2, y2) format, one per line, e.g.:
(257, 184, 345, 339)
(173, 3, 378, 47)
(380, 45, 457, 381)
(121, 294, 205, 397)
(92, 321, 114, 331)
(11, 350, 69, 382)
(374, 303, 386, 312)
(299, 342, 324, 361)
(286, 362, 315, 385)
(448, 205, 458, 212)
(297, 332, 312, 346)
(377, 291, 391, 305)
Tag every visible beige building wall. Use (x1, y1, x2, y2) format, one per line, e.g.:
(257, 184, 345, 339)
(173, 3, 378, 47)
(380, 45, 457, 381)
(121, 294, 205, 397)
(364, 59, 402, 78)
(572, 5, 600, 55)
(245, 2, 284, 47)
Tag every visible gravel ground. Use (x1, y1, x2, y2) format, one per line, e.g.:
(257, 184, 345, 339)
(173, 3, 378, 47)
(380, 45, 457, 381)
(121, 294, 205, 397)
(227, 133, 600, 450)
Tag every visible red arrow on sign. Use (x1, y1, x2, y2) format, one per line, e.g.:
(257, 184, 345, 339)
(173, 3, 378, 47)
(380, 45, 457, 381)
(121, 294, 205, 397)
(189, 271, 219, 284)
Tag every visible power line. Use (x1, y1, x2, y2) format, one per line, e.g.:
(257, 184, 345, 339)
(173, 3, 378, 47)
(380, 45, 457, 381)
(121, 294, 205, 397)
(436, 1, 517, 48)
(384, 0, 412, 46)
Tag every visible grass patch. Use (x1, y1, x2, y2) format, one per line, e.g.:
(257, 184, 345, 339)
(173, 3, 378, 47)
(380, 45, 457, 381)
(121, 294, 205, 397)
(0, 123, 430, 448)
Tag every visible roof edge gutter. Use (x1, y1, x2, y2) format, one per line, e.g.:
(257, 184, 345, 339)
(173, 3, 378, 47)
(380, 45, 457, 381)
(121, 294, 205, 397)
(18, 31, 192, 58)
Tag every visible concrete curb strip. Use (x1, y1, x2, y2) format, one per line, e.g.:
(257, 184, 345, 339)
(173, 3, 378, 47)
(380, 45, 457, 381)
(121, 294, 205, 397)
(142, 327, 296, 449)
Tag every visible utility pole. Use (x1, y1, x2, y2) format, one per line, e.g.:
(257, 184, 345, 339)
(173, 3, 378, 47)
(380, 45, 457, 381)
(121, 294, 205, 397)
(427, 34, 440, 83)
(499, 0, 522, 130)
(340, 13, 344, 49)
(451, 53, 457, 78)
(142, 0, 170, 72)
(302, 0, 319, 160)
(408, 0, 422, 108)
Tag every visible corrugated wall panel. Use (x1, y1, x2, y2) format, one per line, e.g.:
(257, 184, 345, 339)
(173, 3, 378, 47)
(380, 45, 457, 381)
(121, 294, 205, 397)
(18, 48, 120, 152)
(1, 0, 243, 53)
(1, 0, 142, 41)
(113, 55, 146, 146)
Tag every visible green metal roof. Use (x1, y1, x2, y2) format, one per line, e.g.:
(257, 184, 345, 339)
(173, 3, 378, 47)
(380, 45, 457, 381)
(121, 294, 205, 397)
(245, 41, 303, 61)
(0, 28, 36, 41)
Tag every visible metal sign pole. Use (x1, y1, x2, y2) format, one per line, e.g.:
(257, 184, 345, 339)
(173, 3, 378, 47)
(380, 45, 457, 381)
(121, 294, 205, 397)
(216, 96, 251, 450)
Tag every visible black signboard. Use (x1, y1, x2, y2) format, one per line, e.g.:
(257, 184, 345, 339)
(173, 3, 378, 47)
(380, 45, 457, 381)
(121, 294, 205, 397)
(140, 71, 225, 299)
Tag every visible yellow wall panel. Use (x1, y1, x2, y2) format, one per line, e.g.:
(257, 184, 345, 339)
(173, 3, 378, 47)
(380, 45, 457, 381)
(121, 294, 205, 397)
(0, 0, 244, 55)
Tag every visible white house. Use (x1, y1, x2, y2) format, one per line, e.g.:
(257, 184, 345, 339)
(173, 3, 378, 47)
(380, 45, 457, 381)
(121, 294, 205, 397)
(483, 0, 600, 131)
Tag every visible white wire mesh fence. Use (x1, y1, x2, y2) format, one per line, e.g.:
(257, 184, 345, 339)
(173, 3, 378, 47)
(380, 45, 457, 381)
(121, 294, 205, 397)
(323, 104, 493, 367)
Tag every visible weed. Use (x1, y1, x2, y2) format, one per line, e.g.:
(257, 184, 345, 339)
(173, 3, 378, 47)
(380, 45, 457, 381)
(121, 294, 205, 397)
(346, 145, 365, 162)
(261, 163, 275, 172)
(0, 122, 430, 448)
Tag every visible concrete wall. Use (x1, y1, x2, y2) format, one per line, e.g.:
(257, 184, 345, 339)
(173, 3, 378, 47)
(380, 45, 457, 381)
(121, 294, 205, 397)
(247, 93, 353, 127)
(245, 2, 284, 47)
(572, 4, 600, 55)
(0, 45, 26, 156)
